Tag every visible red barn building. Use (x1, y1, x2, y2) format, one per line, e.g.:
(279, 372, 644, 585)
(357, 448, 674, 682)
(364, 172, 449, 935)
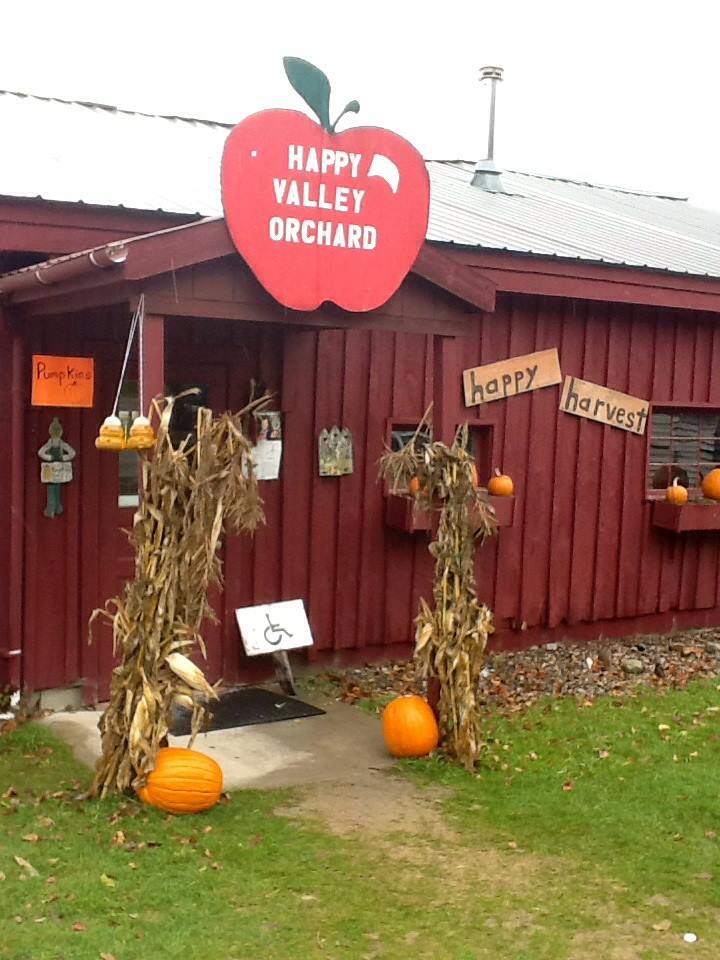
(3, 91, 720, 704)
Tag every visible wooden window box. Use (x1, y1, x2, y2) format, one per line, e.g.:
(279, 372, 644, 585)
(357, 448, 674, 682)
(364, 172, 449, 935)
(652, 500, 720, 533)
(385, 493, 515, 534)
(385, 494, 433, 533)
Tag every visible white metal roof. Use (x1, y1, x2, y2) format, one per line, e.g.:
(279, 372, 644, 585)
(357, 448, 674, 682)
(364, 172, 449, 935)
(3, 90, 720, 278)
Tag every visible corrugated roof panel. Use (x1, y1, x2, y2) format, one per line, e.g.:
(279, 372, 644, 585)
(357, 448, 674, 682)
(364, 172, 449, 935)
(3, 90, 720, 278)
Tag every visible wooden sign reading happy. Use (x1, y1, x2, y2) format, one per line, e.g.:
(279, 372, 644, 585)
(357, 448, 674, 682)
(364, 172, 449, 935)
(463, 348, 562, 407)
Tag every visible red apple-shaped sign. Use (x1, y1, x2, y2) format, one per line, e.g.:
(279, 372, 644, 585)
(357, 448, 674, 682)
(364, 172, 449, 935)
(221, 58, 430, 313)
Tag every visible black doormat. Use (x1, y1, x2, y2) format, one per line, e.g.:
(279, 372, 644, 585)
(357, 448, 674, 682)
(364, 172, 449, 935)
(170, 686, 325, 736)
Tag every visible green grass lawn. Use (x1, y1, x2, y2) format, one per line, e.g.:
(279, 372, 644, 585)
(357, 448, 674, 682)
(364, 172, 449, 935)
(2, 681, 720, 959)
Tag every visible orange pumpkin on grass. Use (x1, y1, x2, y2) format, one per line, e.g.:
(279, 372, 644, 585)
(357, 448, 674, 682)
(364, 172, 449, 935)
(382, 695, 439, 758)
(137, 747, 223, 814)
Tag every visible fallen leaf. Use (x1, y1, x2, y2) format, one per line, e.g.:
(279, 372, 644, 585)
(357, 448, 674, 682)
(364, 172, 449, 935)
(22, 833, 40, 843)
(598, 750, 611, 759)
(0, 871, 5, 881)
(100, 953, 118, 960)
(658, 724, 671, 731)
(33, 917, 47, 924)
(110, 830, 126, 847)
(706, 831, 717, 840)
(37, 817, 55, 829)
(99, 874, 116, 888)
(652, 920, 672, 931)
(562, 780, 575, 792)
(13, 855, 39, 877)
(71, 922, 86, 932)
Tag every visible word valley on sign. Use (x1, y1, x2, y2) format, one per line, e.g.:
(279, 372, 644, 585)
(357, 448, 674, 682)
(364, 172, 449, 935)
(273, 178, 365, 214)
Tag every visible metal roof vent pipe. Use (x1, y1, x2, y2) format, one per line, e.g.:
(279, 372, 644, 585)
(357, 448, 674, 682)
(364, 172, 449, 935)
(472, 65, 505, 192)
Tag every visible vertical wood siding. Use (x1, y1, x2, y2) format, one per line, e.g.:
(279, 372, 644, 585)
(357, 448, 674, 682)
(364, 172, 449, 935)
(17, 290, 720, 693)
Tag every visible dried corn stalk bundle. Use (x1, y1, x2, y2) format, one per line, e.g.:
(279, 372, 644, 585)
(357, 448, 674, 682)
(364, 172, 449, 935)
(90, 393, 266, 798)
(380, 422, 497, 770)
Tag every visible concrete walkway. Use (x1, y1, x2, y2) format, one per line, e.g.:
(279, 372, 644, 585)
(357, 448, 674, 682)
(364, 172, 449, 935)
(40, 691, 394, 790)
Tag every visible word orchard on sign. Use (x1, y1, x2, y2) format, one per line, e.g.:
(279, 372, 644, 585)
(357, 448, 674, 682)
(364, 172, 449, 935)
(31, 355, 95, 408)
(235, 600, 314, 657)
(221, 58, 430, 313)
(559, 377, 649, 434)
(463, 348, 562, 407)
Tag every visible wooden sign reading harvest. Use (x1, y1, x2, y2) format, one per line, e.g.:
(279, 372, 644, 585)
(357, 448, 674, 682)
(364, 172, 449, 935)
(560, 376, 649, 434)
(463, 348, 562, 407)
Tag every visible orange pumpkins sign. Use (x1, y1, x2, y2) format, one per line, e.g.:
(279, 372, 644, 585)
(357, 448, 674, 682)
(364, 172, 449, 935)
(31, 355, 95, 408)
(221, 58, 430, 312)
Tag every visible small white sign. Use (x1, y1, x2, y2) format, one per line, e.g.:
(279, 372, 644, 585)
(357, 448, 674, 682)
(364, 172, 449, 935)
(235, 600, 314, 657)
(40, 461, 73, 484)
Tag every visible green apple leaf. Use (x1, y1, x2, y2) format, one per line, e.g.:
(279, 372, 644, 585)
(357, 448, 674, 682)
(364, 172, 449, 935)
(283, 57, 332, 131)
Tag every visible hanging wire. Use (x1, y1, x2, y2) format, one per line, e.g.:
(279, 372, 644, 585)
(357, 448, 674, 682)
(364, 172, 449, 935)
(137, 294, 145, 416)
(111, 294, 144, 417)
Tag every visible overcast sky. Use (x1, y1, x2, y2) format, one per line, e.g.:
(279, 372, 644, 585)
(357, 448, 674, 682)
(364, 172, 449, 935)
(3, 0, 720, 209)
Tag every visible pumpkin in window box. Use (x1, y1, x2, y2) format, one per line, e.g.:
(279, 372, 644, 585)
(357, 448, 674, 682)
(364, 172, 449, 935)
(94, 415, 126, 451)
(665, 477, 689, 505)
(487, 468, 514, 497)
(701, 468, 720, 501)
(125, 415, 156, 451)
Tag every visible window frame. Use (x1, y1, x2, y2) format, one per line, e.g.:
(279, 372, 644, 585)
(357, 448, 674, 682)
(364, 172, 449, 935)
(645, 401, 720, 500)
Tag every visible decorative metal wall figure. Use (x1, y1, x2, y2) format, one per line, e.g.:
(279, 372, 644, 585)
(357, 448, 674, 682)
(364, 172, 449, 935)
(318, 427, 353, 476)
(38, 417, 76, 518)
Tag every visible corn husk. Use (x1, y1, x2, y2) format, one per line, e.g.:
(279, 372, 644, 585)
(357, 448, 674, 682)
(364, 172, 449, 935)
(90, 392, 267, 797)
(380, 420, 498, 770)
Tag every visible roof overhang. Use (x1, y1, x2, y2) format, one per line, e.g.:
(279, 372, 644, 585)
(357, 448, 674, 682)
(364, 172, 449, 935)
(0, 218, 496, 332)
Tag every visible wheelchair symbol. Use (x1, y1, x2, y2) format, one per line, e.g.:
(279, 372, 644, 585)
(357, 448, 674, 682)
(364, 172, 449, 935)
(263, 612, 294, 647)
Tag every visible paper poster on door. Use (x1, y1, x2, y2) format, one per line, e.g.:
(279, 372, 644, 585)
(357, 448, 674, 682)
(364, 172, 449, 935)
(252, 411, 282, 480)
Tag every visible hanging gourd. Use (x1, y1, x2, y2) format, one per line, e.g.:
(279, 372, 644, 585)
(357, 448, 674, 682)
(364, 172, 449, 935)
(125, 415, 156, 451)
(666, 476, 689, 505)
(488, 468, 514, 497)
(95, 415, 126, 451)
(701, 468, 720, 501)
(95, 295, 155, 453)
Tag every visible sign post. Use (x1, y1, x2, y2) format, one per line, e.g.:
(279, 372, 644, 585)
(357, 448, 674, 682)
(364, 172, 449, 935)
(236, 599, 315, 696)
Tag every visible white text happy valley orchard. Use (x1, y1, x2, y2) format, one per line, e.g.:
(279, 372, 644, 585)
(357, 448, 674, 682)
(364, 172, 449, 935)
(268, 144, 377, 250)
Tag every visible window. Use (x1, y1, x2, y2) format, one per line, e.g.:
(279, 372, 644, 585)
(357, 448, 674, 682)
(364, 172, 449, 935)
(468, 424, 494, 488)
(648, 408, 720, 491)
(390, 424, 431, 453)
(167, 384, 209, 448)
(118, 381, 139, 509)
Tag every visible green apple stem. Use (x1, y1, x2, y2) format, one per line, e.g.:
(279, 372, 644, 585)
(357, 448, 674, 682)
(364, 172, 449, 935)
(330, 100, 361, 133)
